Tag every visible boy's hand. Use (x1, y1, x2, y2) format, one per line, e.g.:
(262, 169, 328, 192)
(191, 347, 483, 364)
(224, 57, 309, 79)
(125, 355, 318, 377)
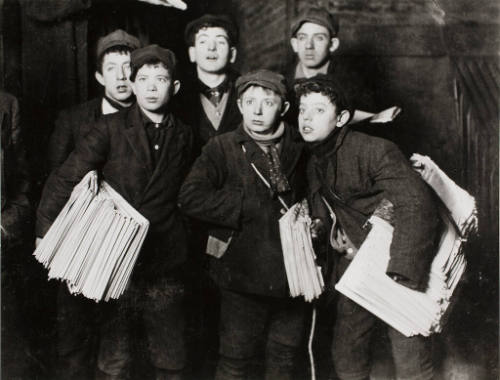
(137, 0, 187, 10)
(369, 106, 402, 123)
(310, 218, 325, 240)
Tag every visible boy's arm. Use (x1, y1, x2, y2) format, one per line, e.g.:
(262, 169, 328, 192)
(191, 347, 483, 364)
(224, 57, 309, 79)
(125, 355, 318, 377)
(47, 109, 76, 172)
(178, 138, 244, 230)
(370, 141, 439, 290)
(36, 121, 110, 237)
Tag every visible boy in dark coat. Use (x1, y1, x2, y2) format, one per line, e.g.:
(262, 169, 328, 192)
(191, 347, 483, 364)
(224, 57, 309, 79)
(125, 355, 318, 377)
(48, 29, 141, 172)
(295, 75, 439, 380)
(37, 45, 192, 380)
(178, 70, 308, 380)
(178, 14, 241, 156)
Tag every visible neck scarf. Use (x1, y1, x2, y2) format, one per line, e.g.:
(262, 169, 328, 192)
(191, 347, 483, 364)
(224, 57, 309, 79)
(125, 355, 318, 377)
(198, 76, 231, 107)
(243, 122, 291, 194)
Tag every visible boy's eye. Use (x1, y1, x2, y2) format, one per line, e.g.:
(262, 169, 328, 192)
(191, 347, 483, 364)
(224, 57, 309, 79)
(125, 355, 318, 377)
(314, 35, 326, 42)
(315, 107, 325, 114)
(216, 39, 228, 46)
(297, 34, 307, 41)
(245, 99, 254, 106)
(158, 77, 167, 83)
(137, 77, 146, 82)
(298, 107, 305, 114)
(264, 100, 274, 107)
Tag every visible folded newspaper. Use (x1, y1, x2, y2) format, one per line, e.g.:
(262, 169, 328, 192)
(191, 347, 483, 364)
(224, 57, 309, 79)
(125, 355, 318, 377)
(280, 200, 324, 302)
(34, 171, 149, 302)
(335, 154, 477, 337)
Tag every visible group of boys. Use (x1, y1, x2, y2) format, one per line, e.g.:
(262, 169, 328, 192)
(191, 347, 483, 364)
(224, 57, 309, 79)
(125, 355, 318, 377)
(36, 6, 438, 380)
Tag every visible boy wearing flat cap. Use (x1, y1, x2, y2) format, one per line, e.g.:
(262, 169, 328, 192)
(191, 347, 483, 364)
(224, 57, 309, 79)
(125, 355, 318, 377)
(37, 45, 192, 380)
(287, 7, 400, 125)
(296, 75, 438, 380)
(48, 29, 141, 172)
(179, 14, 241, 156)
(179, 69, 308, 380)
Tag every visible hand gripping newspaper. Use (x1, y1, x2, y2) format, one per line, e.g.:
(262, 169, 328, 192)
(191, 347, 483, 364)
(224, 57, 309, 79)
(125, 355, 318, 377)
(335, 154, 478, 337)
(34, 171, 149, 302)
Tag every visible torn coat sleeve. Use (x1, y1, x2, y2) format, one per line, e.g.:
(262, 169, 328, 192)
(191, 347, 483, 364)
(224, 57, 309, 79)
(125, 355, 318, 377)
(369, 140, 439, 288)
(178, 137, 243, 230)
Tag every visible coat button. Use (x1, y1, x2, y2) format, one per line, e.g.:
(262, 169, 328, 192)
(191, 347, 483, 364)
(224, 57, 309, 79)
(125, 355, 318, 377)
(154, 144, 159, 150)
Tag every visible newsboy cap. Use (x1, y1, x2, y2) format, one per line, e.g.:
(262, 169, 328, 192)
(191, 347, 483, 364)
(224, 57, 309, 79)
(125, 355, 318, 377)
(130, 45, 177, 81)
(235, 70, 287, 99)
(184, 14, 238, 46)
(96, 29, 141, 58)
(290, 7, 339, 38)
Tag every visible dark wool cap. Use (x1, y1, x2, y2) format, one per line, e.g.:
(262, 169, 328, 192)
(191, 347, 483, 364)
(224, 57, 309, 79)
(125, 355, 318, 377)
(184, 14, 238, 46)
(235, 70, 288, 99)
(290, 7, 339, 37)
(130, 45, 177, 81)
(96, 29, 141, 58)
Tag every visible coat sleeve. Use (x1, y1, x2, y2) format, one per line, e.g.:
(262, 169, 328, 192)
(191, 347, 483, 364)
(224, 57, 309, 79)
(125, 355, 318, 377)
(178, 137, 244, 230)
(369, 140, 439, 289)
(48, 109, 75, 172)
(36, 120, 109, 237)
(1, 95, 32, 248)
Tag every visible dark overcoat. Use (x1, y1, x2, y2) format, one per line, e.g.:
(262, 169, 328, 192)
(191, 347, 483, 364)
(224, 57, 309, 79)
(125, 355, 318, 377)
(178, 124, 307, 297)
(307, 127, 439, 289)
(48, 97, 102, 171)
(1, 91, 32, 250)
(36, 104, 193, 279)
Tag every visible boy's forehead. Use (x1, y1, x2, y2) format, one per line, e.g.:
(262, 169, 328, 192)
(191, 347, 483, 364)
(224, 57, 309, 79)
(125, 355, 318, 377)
(300, 91, 334, 105)
(195, 26, 229, 39)
(103, 51, 131, 64)
(296, 22, 330, 36)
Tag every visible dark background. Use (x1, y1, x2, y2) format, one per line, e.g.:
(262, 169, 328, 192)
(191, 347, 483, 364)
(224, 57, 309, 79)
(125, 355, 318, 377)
(0, 0, 498, 379)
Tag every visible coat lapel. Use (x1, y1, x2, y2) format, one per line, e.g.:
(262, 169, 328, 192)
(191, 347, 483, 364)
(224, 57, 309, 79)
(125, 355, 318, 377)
(124, 105, 153, 176)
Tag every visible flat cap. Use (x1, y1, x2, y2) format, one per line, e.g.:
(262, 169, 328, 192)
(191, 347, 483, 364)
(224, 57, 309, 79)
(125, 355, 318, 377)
(235, 69, 287, 99)
(130, 45, 177, 81)
(290, 7, 339, 37)
(96, 29, 141, 58)
(184, 14, 238, 45)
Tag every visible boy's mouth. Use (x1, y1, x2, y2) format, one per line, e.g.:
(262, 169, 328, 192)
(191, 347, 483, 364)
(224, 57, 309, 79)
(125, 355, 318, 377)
(116, 85, 128, 93)
(206, 55, 219, 61)
(301, 126, 313, 133)
(251, 120, 264, 126)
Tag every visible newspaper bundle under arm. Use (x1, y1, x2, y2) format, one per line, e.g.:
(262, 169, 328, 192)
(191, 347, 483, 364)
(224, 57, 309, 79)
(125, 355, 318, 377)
(279, 200, 324, 302)
(34, 171, 149, 302)
(335, 154, 477, 337)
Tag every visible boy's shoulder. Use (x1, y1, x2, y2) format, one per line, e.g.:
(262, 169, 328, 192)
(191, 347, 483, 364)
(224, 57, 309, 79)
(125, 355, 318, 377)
(58, 97, 102, 120)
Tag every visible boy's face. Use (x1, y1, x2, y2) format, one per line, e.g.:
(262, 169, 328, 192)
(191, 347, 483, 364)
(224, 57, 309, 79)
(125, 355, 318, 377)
(237, 86, 289, 135)
(188, 27, 236, 74)
(298, 92, 348, 142)
(291, 22, 339, 69)
(131, 63, 180, 113)
(95, 51, 133, 102)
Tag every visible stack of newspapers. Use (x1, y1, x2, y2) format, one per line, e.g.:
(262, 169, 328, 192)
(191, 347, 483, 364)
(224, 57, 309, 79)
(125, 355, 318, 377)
(280, 201, 324, 302)
(336, 154, 477, 337)
(34, 171, 149, 302)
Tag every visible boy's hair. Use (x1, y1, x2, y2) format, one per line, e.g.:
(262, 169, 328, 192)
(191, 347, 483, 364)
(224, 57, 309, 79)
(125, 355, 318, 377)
(96, 45, 133, 74)
(294, 74, 351, 114)
(129, 45, 177, 82)
(129, 59, 173, 82)
(290, 7, 339, 38)
(184, 14, 238, 47)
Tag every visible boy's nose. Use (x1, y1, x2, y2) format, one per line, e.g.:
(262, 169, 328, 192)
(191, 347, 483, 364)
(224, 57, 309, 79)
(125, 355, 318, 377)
(305, 38, 314, 49)
(207, 40, 216, 51)
(147, 82, 157, 91)
(117, 66, 126, 80)
(253, 103, 262, 115)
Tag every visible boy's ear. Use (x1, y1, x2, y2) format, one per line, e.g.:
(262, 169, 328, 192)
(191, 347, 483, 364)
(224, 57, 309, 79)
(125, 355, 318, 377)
(229, 47, 237, 64)
(95, 71, 105, 87)
(236, 98, 243, 114)
(329, 37, 340, 54)
(281, 101, 291, 116)
(173, 80, 181, 95)
(290, 37, 299, 53)
(336, 109, 350, 128)
(188, 46, 196, 63)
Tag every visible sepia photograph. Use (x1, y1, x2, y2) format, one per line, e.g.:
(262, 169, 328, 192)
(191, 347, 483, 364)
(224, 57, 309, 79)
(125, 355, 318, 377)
(1, 0, 498, 379)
